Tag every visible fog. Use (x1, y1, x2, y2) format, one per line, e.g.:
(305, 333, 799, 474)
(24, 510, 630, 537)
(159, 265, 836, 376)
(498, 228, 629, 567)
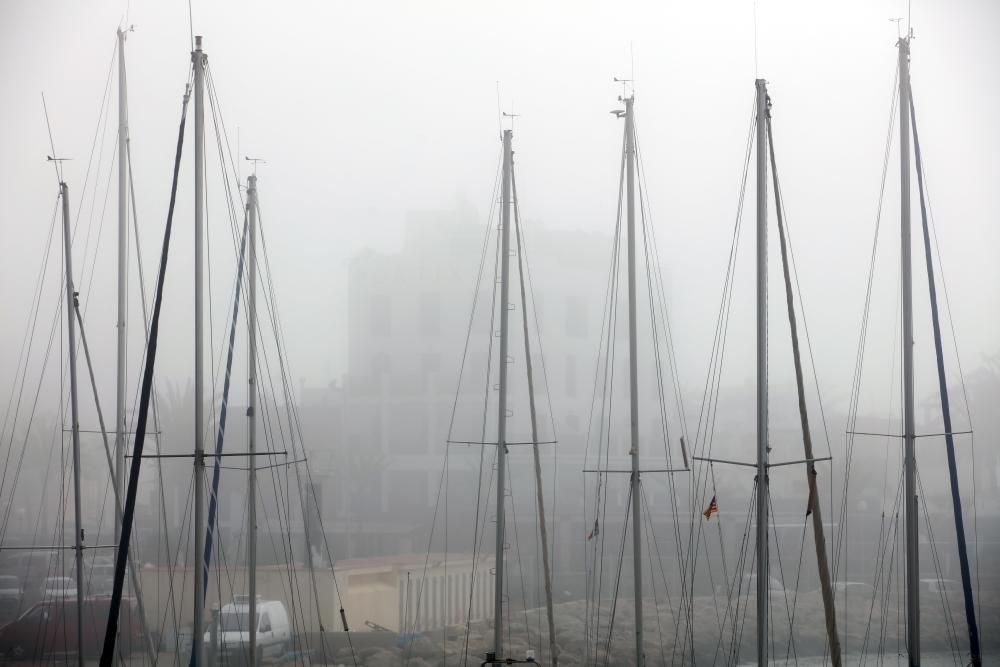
(0, 0, 998, 664)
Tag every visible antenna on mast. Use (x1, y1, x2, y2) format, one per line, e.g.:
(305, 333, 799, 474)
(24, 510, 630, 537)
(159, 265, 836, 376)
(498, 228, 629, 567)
(502, 110, 519, 134)
(890, 17, 904, 40)
(245, 156, 267, 176)
(613, 76, 633, 101)
(628, 41, 637, 93)
(42, 93, 66, 183)
(495, 82, 504, 141)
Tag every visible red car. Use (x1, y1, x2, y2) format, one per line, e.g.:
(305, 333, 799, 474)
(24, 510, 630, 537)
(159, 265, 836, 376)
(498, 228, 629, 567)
(0, 596, 141, 659)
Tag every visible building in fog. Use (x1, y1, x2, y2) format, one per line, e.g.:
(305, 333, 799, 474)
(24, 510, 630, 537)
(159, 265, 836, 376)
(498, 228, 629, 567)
(303, 204, 1000, 599)
(319, 206, 619, 561)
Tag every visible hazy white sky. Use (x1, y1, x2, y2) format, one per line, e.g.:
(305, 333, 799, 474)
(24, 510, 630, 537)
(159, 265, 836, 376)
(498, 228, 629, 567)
(0, 0, 997, 412)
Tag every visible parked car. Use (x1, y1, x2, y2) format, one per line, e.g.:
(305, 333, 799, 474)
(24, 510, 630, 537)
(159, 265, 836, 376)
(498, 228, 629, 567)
(89, 576, 113, 597)
(743, 574, 786, 595)
(919, 578, 961, 595)
(88, 574, 130, 598)
(204, 596, 291, 664)
(0, 576, 24, 620)
(88, 555, 114, 569)
(2, 552, 55, 597)
(0, 597, 142, 659)
(717, 574, 787, 597)
(832, 580, 874, 595)
(39, 577, 77, 600)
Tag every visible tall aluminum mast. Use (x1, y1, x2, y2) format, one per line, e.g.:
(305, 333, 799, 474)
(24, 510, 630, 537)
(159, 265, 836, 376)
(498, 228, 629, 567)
(621, 95, 645, 666)
(115, 29, 156, 660)
(754, 78, 770, 667)
(764, 106, 842, 667)
(60, 182, 85, 667)
(898, 35, 919, 667)
(247, 173, 259, 664)
(492, 128, 513, 658)
(512, 179, 558, 666)
(115, 26, 127, 544)
(193, 34, 207, 667)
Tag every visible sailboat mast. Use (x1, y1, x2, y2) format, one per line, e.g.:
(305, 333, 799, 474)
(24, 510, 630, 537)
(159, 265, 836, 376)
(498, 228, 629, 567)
(754, 78, 769, 667)
(512, 173, 558, 666)
(193, 34, 207, 667)
(115, 26, 127, 546)
(898, 36, 919, 667)
(764, 113, 842, 666)
(247, 173, 259, 665)
(493, 128, 513, 658)
(60, 182, 85, 667)
(909, 85, 983, 667)
(622, 95, 645, 666)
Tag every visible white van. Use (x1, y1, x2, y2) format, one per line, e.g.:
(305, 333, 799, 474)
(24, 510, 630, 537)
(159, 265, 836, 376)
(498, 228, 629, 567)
(205, 596, 291, 664)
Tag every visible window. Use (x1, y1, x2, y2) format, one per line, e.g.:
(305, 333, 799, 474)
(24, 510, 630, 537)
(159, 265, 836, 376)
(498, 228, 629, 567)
(259, 612, 271, 633)
(388, 469, 424, 515)
(420, 353, 440, 376)
(370, 294, 391, 336)
(565, 295, 587, 338)
(389, 405, 426, 453)
(220, 611, 248, 632)
(371, 354, 391, 377)
(25, 605, 50, 622)
(432, 577, 440, 627)
(565, 354, 577, 397)
(566, 413, 581, 434)
(419, 292, 441, 336)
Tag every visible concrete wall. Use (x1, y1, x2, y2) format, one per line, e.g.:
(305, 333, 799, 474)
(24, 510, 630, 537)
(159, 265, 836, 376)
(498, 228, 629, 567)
(135, 554, 494, 638)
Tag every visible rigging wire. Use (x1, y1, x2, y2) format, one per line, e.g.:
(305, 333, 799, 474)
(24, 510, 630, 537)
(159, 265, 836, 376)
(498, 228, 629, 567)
(41, 93, 64, 184)
(511, 166, 559, 665)
(634, 110, 692, 658)
(100, 78, 191, 667)
(639, 486, 671, 666)
(585, 99, 694, 664)
(910, 86, 982, 663)
(126, 127, 183, 643)
(919, 134, 984, 616)
(834, 66, 899, 590)
(766, 492, 798, 665)
(194, 198, 249, 635)
(255, 200, 360, 663)
(451, 148, 504, 664)
(767, 111, 842, 666)
(0, 196, 60, 539)
(599, 484, 632, 667)
(506, 471, 534, 653)
(915, 472, 963, 666)
(683, 101, 755, 662)
(3, 48, 120, 596)
(859, 470, 903, 661)
(0, 37, 118, 540)
(582, 126, 625, 664)
(200, 62, 361, 664)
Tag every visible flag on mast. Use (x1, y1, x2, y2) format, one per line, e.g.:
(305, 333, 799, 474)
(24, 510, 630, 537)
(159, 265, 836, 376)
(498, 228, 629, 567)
(703, 495, 718, 520)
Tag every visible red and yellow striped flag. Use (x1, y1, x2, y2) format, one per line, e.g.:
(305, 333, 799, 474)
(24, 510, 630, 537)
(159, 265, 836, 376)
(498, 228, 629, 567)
(703, 495, 718, 520)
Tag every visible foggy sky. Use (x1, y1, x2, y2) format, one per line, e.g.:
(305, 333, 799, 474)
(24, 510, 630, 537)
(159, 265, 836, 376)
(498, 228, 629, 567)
(1, 0, 998, 413)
